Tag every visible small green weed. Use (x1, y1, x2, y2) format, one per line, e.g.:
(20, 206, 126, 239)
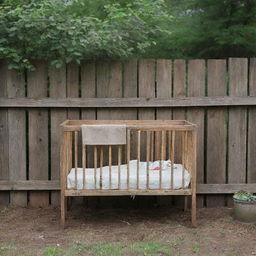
(43, 247, 60, 256)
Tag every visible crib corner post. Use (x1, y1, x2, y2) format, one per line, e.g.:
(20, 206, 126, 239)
(191, 129, 197, 228)
(60, 129, 70, 228)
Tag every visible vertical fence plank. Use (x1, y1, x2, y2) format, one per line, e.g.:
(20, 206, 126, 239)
(248, 58, 256, 185)
(173, 60, 186, 208)
(156, 59, 172, 205)
(228, 58, 248, 205)
(67, 63, 80, 120)
(206, 60, 227, 207)
(50, 65, 67, 206)
(27, 60, 49, 207)
(138, 59, 155, 207)
(187, 60, 205, 208)
(81, 61, 96, 207)
(123, 60, 138, 162)
(138, 59, 155, 161)
(81, 61, 96, 168)
(0, 61, 10, 204)
(97, 60, 122, 207)
(8, 68, 27, 206)
(173, 60, 186, 163)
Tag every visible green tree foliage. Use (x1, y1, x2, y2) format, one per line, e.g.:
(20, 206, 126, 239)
(0, 0, 256, 70)
(0, 0, 171, 69)
(165, 0, 256, 59)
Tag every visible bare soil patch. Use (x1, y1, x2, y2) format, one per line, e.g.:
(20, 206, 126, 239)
(0, 204, 255, 256)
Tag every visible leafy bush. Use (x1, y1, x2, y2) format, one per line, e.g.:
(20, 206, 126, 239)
(0, 0, 171, 70)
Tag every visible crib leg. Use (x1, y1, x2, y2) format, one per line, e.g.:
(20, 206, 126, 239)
(191, 193, 197, 227)
(61, 193, 67, 228)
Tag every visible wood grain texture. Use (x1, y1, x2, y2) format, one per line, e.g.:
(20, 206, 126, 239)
(156, 59, 172, 206)
(96, 60, 124, 207)
(228, 58, 248, 207)
(187, 59, 205, 207)
(173, 60, 186, 163)
(206, 60, 227, 207)
(138, 59, 156, 207)
(81, 60, 96, 173)
(248, 58, 256, 184)
(1, 181, 256, 194)
(2, 96, 256, 108)
(172, 60, 186, 208)
(0, 61, 10, 204)
(50, 65, 67, 206)
(7, 68, 27, 206)
(27, 60, 49, 207)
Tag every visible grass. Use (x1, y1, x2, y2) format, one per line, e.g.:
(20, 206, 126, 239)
(42, 241, 173, 256)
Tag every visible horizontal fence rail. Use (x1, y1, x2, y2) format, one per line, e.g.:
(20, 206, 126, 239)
(0, 58, 256, 208)
(0, 181, 256, 194)
(1, 96, 256, 108)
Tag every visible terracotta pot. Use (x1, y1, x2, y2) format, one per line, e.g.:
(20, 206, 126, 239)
(233, 199, 256, 223)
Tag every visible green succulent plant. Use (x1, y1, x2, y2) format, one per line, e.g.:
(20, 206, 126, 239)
(233, 191, 256, 202)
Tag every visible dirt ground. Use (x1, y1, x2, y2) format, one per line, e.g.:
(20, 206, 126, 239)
(0, 203, 255, 256)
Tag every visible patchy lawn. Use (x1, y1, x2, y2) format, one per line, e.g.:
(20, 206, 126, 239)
(0, 204, 255, 256)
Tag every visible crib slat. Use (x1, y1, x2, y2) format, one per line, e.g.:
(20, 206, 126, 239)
(171, 131, 175, 189)
(127, 129, 130, 189)
(160, 130, 165, 189)
(100, 146, 103, 189)
(137, 130, 141, 189)
(150, 131, 154, 161)
(74, 131, 78, 189)
(182, 131, 187, 189)
(146, 131, 150, 189)
(118, 145, 121, 189)
(109, 145, 112, 189)
(82, 144, 86, 189)
(94, 146, 97, 188)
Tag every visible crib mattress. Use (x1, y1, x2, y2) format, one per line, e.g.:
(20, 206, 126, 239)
(67, 160, 190, 190)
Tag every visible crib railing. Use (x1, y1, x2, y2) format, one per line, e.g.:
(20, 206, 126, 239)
(66, 126, 193, 191)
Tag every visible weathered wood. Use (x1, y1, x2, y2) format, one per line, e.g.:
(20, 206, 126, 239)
(50, 65, 67, 205)
(1, 181, 256, 194)
(67, 63, 80, 119)
(138, 59, 155, 207)
(65, 189, 192, 196)
(206, 59, 227, 207)
(187, 59, 205, 208)
(3, 96, 256, 108)
(228, 58, 248, 206)
(27, 60, 49, 207)
(96, 60, 123, 206)
(0, 61, 10, 204)
(248, 58, 256, 184)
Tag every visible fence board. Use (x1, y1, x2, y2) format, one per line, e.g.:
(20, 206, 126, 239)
(7, 68, 27, 206)
(228, 58, 248, 206)
(50, 65, 67, 206)
(80, 60, 96, 207)
(187, 60, 205, 207)
(156, 59, 172, 206)
(248, 58, 256, 184)
(27, 60, 49, 207)
(138, 59, 156, 207)
(0, 61, 9, 204)
(206, 60, 227, 207)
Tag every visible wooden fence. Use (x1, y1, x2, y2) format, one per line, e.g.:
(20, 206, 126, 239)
(0, 58, 256, 208)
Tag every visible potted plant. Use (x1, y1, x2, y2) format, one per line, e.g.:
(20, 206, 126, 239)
(233, 191, 256, 223)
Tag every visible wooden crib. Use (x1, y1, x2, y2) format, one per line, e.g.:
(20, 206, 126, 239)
(60, 120, 197, 227)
